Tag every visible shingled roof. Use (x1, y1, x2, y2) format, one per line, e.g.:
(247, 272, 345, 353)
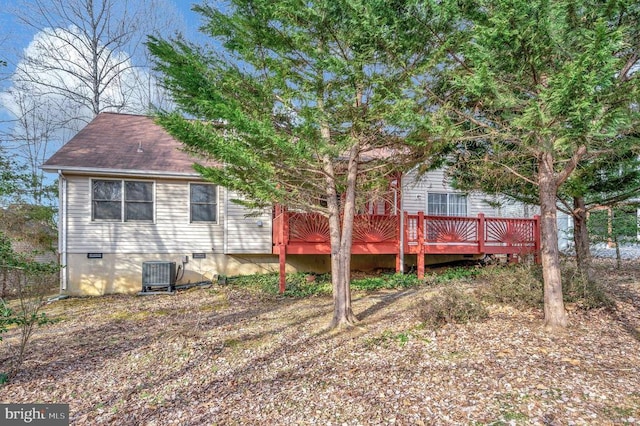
(43, 113, 214, 176)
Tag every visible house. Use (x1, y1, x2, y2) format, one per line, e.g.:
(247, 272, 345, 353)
(43, 112, 539, 296)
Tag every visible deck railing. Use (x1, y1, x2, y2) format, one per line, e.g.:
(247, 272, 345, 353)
(273, 210, 540, 285)
(275, 211, 539, 252)
(275, 212, 400, 245)
(404, 212, 539, 253)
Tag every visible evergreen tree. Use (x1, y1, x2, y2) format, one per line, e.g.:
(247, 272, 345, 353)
(430, 0, 639, 329)
(148, 0, 451, 327)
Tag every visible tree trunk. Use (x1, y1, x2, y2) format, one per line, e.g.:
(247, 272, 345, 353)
(325, 178, 358, 328)
(572, 196, 592, 281)
(320, 148, 358, 328)
(326, 143, 360, 328)
(539, 153, 568, 330)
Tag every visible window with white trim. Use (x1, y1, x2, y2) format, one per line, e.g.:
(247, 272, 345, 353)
(190, 184, 218, 223)
(92, 179, 154, 221)
(427, 193, 468, 216)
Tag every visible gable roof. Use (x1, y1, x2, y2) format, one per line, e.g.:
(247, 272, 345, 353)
(43, 112, 214, 177)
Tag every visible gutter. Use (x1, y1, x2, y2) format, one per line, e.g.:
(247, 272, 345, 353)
(42, 165, 202, 179)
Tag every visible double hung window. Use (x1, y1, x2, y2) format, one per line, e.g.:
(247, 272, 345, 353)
(427, 193, 467, 216)
(190, 184, 218, 223)
(92, 180, 154, 221)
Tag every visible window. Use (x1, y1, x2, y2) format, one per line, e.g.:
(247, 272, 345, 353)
(92, 180, 122, 220)
(427, 193, 467, 216)
(125, 181, 154, 221)
(190, 184, 217, 223)
(92, 180, 153, 221)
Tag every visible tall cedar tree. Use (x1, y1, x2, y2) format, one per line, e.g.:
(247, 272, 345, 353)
(431, 0, 639, 329)
(448, 134, 640, 281)
(148, 1, 453, 327)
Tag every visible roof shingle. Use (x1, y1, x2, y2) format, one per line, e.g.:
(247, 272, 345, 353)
(43, 113, 210, 175)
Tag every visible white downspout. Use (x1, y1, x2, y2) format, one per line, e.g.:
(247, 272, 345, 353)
(223, 187, 229, 254)
(58, 171, 68, 291)
(397, 184, 404, 273)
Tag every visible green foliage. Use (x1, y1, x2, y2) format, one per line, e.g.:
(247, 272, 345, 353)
(442, 1, 640, 197)
(0, 151, 57, 207)
(588, 206, 640, 245)
(425, 266, 481, 285)
(351, 273, 421, 291)
(229, 271, 421, 297)
(147, 0, 449, 212)
(418, 287, 488, 329)
(365, 330, 414, 348)
(231, 273, 332, 297)
(0, 300, 12, 342)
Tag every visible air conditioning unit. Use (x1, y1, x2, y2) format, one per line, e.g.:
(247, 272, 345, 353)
(142, 261, 176, 292)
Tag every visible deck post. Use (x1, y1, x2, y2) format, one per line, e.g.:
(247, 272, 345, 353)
(278, 209, 290, 293)
(417, 211, 425, 280)
(279, 246, 286, 293)
(478, 213, 485, 255)
(533, 214, 541, 264)
(395, 213, 402, 273)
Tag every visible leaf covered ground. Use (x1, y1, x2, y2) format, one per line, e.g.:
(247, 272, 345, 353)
(1, 259, 639, 425)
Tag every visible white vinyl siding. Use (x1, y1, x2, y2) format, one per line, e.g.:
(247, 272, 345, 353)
(401, 168, 501, 217)
(68, 176, 224, 253)
(224, 190, 273, 254)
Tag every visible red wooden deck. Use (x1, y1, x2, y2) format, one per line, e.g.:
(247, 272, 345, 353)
(273, 209, 540, 292)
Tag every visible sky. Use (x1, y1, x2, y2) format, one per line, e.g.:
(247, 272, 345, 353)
(0, 0, 212, 199)
(0, 0, 206, 81)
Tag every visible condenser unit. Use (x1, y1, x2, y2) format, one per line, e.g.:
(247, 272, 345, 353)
(142, 261, 176, 292)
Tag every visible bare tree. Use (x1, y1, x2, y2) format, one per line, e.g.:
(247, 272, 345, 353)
(0, 83, 64, 204)
(0, 0, 181, 205)
(12, 0, 180, 129)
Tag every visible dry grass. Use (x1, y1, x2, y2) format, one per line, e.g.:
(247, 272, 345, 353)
(0, 259, 639, 425)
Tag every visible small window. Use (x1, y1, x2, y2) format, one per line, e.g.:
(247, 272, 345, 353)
(92, 180, 122, 220)
(125, 181, 154, 221)
(427, 193, 467, 216)
(92, 179, 154, 222)
(190, 184, 217, 223)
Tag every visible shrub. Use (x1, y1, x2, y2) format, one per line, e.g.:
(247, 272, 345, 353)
(418, 287, 488, 328)
(480, 264, 544, 309)
(424, 266, 482, 286)
(1, 264, 58, 382)
(561, 265, 614, 310)
(0, 300, 12, 342)
(281, 273, 332, 297)
(480, 263, 614, 311)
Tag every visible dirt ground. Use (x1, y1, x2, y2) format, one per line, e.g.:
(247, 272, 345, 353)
(1, 259, 639, 425)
